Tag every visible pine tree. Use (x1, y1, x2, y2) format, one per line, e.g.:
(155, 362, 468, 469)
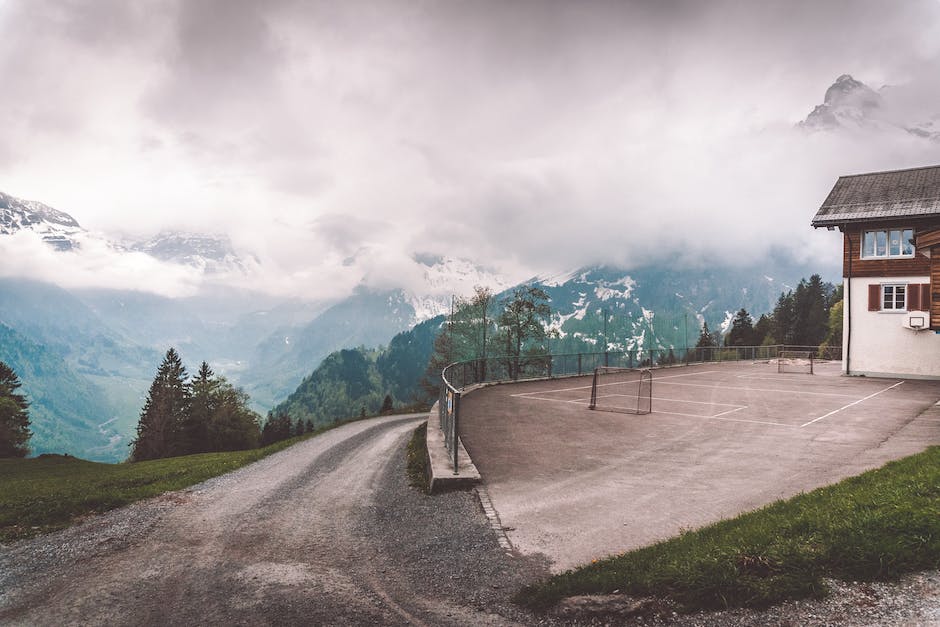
(305, 418, 314, 433)
(295, 418, 305, 436)
(130, 348, 190, 461)
(695, 322, 717, 348)
(183, 361, 218, 455)
(0, 361, 31, 458)
(727, 308, 756, 347)
(380, 394, 394, 415)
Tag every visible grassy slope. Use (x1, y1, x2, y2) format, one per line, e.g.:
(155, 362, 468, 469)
(517, 445, 940, 613)
(0, 435, 312, 542)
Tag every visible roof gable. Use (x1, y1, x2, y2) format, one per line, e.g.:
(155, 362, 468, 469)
(811, 164, 940, 227)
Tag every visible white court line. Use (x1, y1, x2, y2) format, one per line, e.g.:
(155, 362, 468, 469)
(655, 380, 858, 398)
(800, 381, 905, 427)
(594, 394, 746, 409)
(509, 369, 722, 398)
(652, 407, 792, 427)
(737, 374, 840, 383)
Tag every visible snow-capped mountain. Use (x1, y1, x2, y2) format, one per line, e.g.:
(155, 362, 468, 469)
(800, 74, 883, 131)
(127, 231, 248, 273)
(0, 189, 250, 274)
(530, 263, 830, 353)
(0, 191, 84, 250)
(800, 74, 940, 141)
(407, 254, 511, 321)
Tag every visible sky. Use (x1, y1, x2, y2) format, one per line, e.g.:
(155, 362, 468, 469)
(3, 0, 940, 300)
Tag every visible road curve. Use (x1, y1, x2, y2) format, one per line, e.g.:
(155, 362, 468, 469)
(0, 414, 545, 626)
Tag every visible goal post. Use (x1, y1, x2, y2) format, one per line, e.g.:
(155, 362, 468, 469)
(777, 350, 814, 374)
(589, 367, 652, 414)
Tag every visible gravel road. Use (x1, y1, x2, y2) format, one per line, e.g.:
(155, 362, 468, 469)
(0, 414, 547, 626)
(2, 413, 937, 626)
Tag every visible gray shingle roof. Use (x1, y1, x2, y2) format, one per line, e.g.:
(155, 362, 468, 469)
(811, 164, 940, 227)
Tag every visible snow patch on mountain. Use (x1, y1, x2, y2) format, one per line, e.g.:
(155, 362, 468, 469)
(800, 74, 940, 142)
(1, 191, 85, 251)
(720, 310, 735, 335)
(405, 255, 511, 323)
(127, 231, 248, 273)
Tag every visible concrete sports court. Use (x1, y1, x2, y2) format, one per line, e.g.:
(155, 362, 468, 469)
(458, 361, 940, 572)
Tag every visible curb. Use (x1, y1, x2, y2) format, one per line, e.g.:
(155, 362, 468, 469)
(424, 403, 481, 494)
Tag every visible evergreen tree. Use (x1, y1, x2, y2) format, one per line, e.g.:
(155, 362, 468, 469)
(753, 314, 773, 345)
(771, 291, 796, 345)
(380, 394, 394, 415)
(305, 418, 314, 433)
(261, 411, 293, 445)
(0, 361, 31, 458)
(726, 308, 756, 346)
(695, 322, 717, 348)
(792, 274, 828, 345)
(294, 418, 305, 436)
(182, 361, 217, 455)
(130, 348, 190, 461)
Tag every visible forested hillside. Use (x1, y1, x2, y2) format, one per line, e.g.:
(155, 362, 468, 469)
(270, 317, 441, 428)
(0, 323, 120, 460)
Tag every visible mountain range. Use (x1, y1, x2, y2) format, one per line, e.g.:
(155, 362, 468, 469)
(7, 73, 898, 460)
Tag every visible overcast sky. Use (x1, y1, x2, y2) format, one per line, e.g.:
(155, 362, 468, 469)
(3, 0, 940, 299)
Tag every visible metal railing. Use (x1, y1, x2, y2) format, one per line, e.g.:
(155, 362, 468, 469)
(438, 344, 841, 474)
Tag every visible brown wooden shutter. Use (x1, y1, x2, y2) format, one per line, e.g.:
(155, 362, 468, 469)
(921, 284, 931, 311)
(908, 283, 921, 311)
(868, 284, 881, 311)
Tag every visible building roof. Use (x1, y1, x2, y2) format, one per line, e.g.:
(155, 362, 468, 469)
(811, 164, 940, 227)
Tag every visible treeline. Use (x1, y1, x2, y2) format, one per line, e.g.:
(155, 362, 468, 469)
(423, 285, 552, 392)
(130, 348, 262, 461)
(697, 274, 842, 349)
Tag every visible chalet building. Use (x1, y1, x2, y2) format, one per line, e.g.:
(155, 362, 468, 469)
(812, 164, 940, 379)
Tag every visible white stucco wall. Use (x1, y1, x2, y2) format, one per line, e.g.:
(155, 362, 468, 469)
(844, 276, 940, 379)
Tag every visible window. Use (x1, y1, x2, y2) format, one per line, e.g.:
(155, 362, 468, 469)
(862, 228, 914, 258)
(882, 284, 906, 311)
(869, 283, 930, 312)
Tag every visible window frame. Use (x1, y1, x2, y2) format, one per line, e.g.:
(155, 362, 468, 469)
(861, 228, 915, 260)
(881, 283, 907, 312)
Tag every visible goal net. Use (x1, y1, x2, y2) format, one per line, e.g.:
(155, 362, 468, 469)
(777, 350, 814, 374)
(589, 367, 652, 415)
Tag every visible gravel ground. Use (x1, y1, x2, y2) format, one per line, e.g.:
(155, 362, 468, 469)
(1, 414, 937, 626)
(551, 573, 940, 625)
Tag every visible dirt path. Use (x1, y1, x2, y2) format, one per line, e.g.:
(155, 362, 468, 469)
(0, 415, 545, 626)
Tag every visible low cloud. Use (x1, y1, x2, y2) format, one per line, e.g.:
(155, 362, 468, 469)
(3, 0, 940, 299)
(0, 231, 202, 297)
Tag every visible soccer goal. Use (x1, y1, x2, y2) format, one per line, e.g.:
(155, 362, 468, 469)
(777, 350, 814, 374)
(589, 367, 652, 414)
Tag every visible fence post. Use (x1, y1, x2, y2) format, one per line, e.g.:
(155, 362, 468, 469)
(452, 392, 460, 474)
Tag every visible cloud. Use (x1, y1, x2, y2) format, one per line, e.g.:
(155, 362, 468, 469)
(3, 0, 940, 299)
(0, 231, 202, 297)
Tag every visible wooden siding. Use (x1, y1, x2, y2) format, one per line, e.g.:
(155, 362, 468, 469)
(932, 254, 940, 329)
(842, 221, 937, 278)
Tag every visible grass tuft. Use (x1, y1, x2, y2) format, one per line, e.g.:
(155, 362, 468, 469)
(515, 445, 940, 613)
(406, 421, 430, 493)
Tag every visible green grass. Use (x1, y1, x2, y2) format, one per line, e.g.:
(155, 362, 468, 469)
(406, 421, 430, 493)
(516, 446, 940, 613)
(0, 434, 315, 542)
